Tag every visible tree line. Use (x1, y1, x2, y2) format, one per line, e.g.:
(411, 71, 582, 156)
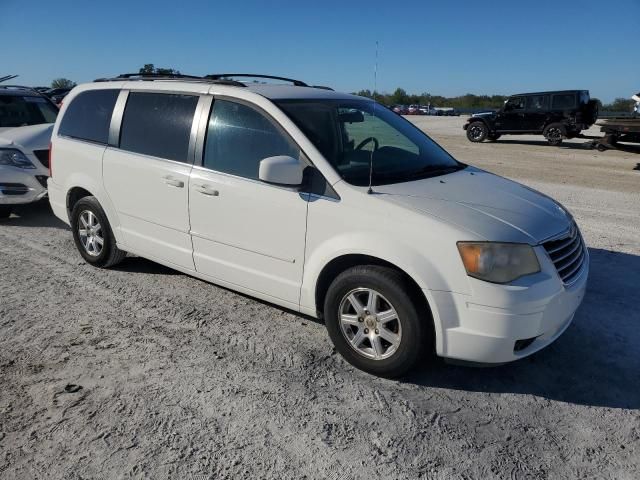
(354, 87, 635, 112)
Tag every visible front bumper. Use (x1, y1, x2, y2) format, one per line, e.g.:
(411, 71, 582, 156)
(0, 165, 48, 206)
(429, 246, 589, 364)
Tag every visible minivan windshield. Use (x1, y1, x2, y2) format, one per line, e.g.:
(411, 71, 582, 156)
(0, 94, 58, 128)
(276, 99, 463, 186)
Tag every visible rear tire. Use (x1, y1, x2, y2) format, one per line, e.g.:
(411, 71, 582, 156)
(466, 122, 488, 142)
(0, 206, 12, 219)
(543, 123, 566, 146)
(324, 265, 432, 378)
(70, 196, 126, 268)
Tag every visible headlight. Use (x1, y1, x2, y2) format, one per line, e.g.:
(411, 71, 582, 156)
(0, 148, 36, 169)
(457, 242, 540, 284)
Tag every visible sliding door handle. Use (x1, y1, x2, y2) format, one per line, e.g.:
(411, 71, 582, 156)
(163, 175, 184, 188)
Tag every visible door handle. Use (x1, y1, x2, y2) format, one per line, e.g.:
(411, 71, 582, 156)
(194, 184, 219, 196)
(163, 175, 184, 188)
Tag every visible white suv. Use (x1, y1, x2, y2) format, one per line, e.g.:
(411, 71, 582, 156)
(0, 86, 59, 218)
(48, 73, 588, 377)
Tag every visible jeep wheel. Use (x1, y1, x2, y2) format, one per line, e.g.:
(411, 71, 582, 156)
(543, 123, 566, 146)
(324, 265, 432, 378)
(466, 122, 488, 142)
(0, 206, 12, 219)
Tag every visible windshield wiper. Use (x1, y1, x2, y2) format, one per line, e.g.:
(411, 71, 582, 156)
(406, 164, 465, 179)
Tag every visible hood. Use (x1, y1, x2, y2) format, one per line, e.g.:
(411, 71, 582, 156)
(374, 167, 571, 244)
(0, 123, 54, 151)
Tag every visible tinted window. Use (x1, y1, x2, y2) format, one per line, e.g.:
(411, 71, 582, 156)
(203, 100, 299, 179)
(505, 97, 525, 110)
(526, 95, 548, 110)
(120, 92, 198, 162)
(0, 95, 58, 128)
(552, 94, 576, 110)
(58, 90, 118, 143)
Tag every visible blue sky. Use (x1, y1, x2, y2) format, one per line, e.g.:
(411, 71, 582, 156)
(1, 0, 638, 102)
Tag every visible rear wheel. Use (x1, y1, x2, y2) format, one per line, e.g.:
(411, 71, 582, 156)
(543, 123, 566, 146)
(71, 196, 126, 268)
(324, 265, 432, 378)
(0, 206, 12, 219)
(466, 122, 488, 142)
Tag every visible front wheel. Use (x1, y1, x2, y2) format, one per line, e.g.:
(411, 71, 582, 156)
(324, 265, 432, 378)
(466, 122, 488, 142)
(71, 196, 126, 268)
(0, 205, 12, 219)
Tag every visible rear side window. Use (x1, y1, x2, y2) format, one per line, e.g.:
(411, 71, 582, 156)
(58, 90, 119, 144)
(203, 100, 299, 179)
(552, 94, 576, 110)
(119, 92, 199, 163)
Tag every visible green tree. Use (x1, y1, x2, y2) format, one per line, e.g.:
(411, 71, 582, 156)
(603, 97, 634, 112)
(51, 78, 76, 89)
(139, 64, 181, 75)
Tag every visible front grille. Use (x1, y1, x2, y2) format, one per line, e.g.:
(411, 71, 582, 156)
(543, 223, 586, 285)
(0, 183, 29, 196)
(33, 149, 49, 168)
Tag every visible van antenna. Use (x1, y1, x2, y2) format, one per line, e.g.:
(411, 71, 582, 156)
(367, 41, 379, 195)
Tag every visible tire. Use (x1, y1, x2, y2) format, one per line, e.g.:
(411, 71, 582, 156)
(466, 121, 488, 142)
(543, 123, 566, 146)
(70, 196, 126, 268)
(487, 133, 501, 141)
(324, 265, 432, 378)
(0, 205, 12, 219)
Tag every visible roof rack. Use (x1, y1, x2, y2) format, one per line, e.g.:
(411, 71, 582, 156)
(205, 74, 309, 87)
(0, 75, 19, 83)
(0, 85, 42, 94)
(94, 73, 245, 87)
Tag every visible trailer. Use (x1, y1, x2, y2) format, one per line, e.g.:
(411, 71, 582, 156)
(588, 117, 640, 151)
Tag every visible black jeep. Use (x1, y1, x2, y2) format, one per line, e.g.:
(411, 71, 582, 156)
(463, 90, 598, 146)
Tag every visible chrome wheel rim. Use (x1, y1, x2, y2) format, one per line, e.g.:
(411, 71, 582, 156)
(469, 124, 484, 140)
(339, 288, 402, 360)
(78, 210, 104, 257)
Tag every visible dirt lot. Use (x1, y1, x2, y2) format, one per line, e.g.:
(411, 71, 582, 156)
(1, 117, 639, 479)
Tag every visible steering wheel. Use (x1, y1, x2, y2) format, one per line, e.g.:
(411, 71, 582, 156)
(355, 137, 379, 151)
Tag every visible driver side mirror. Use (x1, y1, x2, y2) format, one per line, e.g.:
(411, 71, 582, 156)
(258, 156, 304, 186)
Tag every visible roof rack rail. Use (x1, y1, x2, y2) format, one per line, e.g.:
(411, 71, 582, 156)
(0, 85, 41, 94)
(311, 85, 334, 91)
(0, 75, 19, 83)
(94, 73, 246, 87)
(205, 74, 309, 87)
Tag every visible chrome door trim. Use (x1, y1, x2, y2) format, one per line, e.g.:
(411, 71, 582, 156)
(108, 89, 129, 147)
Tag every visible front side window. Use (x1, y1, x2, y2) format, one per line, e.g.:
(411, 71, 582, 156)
(276, 99, 461, 186)
(552, 93, 576, 110)
(505, 97, 525, 110)
(203, 100, 299, 180)
(58, 90, 118, 144)
(526, 95, 548, 110)
(119, 92, 199, 162)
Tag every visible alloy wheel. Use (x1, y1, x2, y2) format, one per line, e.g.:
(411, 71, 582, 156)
(339, 288, 402, 360)
(78, 210, 104, 257)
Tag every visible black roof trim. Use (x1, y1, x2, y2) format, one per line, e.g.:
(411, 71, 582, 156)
(205, 73, 309, 87)
(0, 85, 42, 95)
(510, 90, 588, 97)
(94, 73, 245, 87)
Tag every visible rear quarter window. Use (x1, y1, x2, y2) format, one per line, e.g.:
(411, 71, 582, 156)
(119, 92, 199, 163)
(551, 93, 576, 110)
(58, 89, 119, 144)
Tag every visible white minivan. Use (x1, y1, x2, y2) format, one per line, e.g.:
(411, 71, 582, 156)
(48, 73, 588, 377)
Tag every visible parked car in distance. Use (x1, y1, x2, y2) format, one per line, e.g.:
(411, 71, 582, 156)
(407, 104, 420, 115)
(48, 73, 588, 377)
(392, 104, 408, 115)
(0, 86, 58, 218)
(43, 87, 72, 99)
(464, 90, 598, 145)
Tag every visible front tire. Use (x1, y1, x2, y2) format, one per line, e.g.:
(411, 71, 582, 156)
(0, 205, 12, 219)
(466, 122, 488, 142)
(71, 196, 126, 268)
(324, 265, 432, 378)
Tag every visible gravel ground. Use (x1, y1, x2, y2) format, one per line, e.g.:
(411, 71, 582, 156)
(1, 117, 639, 479)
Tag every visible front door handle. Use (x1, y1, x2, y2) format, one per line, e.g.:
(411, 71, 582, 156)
(194, 184, 219, 196)
(163, 175, 184, 188)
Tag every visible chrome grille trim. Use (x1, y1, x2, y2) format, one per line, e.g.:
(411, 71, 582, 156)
(542, 222, 586, 285)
